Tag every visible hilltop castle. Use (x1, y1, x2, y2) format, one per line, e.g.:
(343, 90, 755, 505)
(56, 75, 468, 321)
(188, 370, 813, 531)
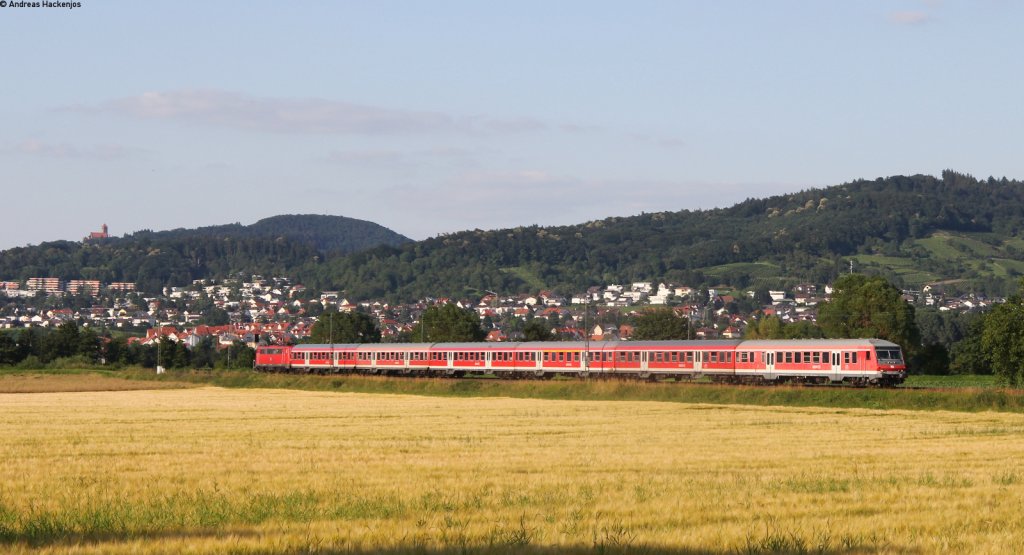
(85, 223, 109, 241)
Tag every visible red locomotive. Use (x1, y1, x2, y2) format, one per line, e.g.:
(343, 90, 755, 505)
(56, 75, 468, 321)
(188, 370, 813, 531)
(255, 338, 906, 386)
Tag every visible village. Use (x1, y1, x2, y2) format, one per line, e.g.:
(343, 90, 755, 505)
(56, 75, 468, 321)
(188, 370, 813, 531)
(0, 273, 997, 350)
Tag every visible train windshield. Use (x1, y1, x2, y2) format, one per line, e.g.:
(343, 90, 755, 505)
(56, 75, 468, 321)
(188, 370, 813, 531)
(875, 348, 903, 362)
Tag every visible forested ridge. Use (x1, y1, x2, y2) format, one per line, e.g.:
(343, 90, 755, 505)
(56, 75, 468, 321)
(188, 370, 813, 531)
(3, 171, 1023, 298)
(307, 171, 1024, 300)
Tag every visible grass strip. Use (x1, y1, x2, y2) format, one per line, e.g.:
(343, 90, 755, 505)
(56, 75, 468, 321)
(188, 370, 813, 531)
(116, 369, 1024, 413)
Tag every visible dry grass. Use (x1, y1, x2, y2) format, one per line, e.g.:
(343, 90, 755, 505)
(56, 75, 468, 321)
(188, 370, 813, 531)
(2, 387, 1024, 553)
(0, 373, 193, 394)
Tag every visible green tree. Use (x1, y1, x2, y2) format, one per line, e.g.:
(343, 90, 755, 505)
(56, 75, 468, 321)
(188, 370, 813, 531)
(949, 317, 990, 375)
(48, 321, 82, 360)
(817, 274, 920, 350)
(308, 309, 382, 343)
(190, 337, 218, 369)
(199, 307, 232, 326)
(219, 341, 255, 369)
(910, 343, 951, 375)
(522, 318, 555, 341)
(745, 315, 784, 339)
(77, 327, 101, 363)
(410, 303, 486, 342)
(981, 281, 1024, 384)
(632, 308, 690, 340)
(782, 320, 825, 339)
(0, 332, 20, 365)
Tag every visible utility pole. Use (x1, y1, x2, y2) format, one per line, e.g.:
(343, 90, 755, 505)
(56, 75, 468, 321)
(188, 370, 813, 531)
(583, 294, 590, 377)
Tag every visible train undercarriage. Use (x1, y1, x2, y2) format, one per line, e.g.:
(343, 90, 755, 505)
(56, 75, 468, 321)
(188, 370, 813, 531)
(255, 365, 905, 387)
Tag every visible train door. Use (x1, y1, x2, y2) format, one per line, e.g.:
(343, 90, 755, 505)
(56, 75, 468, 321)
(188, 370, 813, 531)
(641, 351, 649, 372)
(765, 352, 775, 374)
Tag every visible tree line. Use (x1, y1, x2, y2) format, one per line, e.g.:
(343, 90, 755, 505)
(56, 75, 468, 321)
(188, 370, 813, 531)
(0, 322, 254, 370)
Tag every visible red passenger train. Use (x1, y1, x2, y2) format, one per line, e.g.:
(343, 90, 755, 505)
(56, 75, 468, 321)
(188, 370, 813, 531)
(255, 338, 906, 386)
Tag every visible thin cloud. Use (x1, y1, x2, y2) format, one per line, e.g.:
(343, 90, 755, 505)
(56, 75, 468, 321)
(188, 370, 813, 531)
(69, 89, 550, 136)
(629, 132, 685, 149)
(888, 10, 932, 25)
(322, 147, 479, 169)
(5, 139, 140, 160)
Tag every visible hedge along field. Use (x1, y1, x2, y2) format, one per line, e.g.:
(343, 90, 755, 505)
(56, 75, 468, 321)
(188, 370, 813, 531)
(3, 388, 1024, 553)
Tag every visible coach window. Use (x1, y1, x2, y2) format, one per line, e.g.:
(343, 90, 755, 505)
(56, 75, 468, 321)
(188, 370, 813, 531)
(865, 351, 871, 360)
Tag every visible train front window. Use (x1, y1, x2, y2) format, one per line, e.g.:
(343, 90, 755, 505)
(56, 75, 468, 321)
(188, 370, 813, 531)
(876, 349, 904, 362)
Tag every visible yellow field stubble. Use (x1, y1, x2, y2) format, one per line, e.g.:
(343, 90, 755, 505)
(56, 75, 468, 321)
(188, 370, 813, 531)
(2, 386, 1024, 553)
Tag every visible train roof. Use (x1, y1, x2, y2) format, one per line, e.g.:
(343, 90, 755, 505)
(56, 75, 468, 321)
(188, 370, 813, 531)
(736, 338, 902, 348)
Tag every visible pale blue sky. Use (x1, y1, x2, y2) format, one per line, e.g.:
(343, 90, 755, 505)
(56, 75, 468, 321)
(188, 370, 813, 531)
(1, 1, 1021, 250)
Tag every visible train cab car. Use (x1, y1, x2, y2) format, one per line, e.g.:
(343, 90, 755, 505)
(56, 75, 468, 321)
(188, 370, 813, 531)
(871, 342, 907, 383)
(735, 339, 906, 385)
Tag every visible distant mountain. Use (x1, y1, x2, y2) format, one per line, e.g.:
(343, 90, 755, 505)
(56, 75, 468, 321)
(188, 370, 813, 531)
(301, 171, 1024, 301)
(129, 214, 412, 255)
(0, 215, 411, 293)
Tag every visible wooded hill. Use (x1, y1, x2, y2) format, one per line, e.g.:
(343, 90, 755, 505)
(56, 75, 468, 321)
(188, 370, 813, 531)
(304, 170, 1024, 301)
(0, 215, 410, 294)
(3, 171, 1023, 299)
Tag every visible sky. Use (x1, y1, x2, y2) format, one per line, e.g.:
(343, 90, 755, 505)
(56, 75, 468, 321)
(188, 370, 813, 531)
(1, 1, 1021, 250)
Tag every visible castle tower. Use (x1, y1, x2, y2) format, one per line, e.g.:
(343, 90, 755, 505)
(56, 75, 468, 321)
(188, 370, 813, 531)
(102, 223, 108, 237)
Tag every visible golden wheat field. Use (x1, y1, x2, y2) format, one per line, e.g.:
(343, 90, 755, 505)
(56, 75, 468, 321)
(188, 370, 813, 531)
(2, 386, 1024, 554)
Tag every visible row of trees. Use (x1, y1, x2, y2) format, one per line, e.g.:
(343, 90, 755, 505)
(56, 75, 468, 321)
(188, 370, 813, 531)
(0, 322, 254, 370)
